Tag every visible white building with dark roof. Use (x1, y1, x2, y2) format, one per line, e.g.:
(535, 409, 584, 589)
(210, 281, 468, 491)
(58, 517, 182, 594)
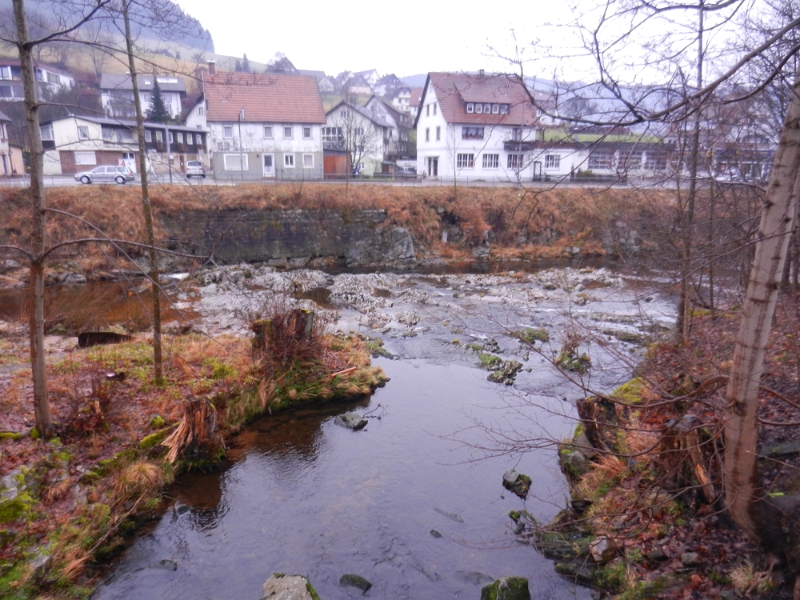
(100, 73, 187, 119)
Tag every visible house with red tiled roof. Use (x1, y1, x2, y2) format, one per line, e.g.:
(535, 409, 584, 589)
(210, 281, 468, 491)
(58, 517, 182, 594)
(202, 70, 326, 180)
(414, 71, 541, 181)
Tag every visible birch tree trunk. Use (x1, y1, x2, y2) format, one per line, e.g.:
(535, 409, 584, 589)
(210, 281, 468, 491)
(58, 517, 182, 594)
(724, 66, 800, 545)
(13, 0, 51, 437)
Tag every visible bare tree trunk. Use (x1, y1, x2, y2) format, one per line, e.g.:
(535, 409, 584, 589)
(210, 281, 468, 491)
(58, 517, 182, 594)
(122, 0, 163, 385)
(724, 67, 800, 545)
(13, 0, 51, 437)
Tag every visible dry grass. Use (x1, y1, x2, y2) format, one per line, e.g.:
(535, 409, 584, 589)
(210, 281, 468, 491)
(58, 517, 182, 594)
(114, 460, 163, 499)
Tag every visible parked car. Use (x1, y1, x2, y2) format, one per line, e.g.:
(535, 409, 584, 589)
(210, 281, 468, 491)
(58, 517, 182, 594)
(396, 166, 417, 178)
(74, 165, 135, 185)
(186, 160, 206, 178)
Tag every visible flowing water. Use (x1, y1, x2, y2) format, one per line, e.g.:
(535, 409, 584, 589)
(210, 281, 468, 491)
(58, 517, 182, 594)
(90, 265, 675, 599)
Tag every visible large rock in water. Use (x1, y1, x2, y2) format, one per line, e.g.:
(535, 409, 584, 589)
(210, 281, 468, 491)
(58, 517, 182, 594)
(502, 469, 531, 499)
(261, 574, 319, 600)
(346, 226, 416, 267)
(480, 576, 531, 600)
(334, 412, 367, 431)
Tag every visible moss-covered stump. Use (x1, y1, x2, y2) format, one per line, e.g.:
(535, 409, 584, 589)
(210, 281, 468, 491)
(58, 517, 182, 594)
(480, 576, 531, 600)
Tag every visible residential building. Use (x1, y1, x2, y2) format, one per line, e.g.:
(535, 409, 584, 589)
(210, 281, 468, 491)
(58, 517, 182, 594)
(203, 71, 326, 180)
(409, 88, 423, 117)
(414, 71, 539, 180)
(100, 73, 187, 119)
(318, 76, 336, 94)
(0, 110, 14, 176)
(325, 101, 393, 176)
(364, 96, 415, 160)
(38, 115, 207, 176)
(0, 60, 75, 100)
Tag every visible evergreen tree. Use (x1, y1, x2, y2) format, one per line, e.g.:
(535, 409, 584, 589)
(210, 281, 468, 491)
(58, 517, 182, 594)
(234, 59, 242, 72)
(242, 53, 250, 73)
(146, 76, 170, 122)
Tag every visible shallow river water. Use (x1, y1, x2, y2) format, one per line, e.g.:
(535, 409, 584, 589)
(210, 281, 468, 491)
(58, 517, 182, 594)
(92, 265, 675, 600)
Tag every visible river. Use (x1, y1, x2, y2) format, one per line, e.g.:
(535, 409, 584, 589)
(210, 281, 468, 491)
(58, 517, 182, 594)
(91, 265, 675, 599)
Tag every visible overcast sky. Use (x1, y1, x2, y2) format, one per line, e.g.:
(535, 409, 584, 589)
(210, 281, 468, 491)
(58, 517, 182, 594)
(175, 0, 578, 78)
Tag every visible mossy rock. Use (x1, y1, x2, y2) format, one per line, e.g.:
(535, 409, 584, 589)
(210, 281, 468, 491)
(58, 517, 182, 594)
(611, 377, 646, 405)
(138, 427, 173, 450)
(479, 353, 503, 369)
(518, 328, 549, 344)
(480, 576, 531, 600)
(0, 432, 23, 441)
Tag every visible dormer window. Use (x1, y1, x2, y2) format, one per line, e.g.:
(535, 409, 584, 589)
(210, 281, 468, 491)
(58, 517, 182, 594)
(483, 104, 491, 113)
(492, 104, 499, 114)
(475, 104, 483, 114)
(466, 103, 474, 113)
(500, 104, 509, 114)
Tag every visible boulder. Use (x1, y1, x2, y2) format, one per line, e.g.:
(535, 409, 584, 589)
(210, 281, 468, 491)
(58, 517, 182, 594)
(502, 469, 531, 499)
(346, 227, 416, 267)
(334, 412, 367, 431)
(262, 574, 319, 600)
(680, 552, 700, 567)
(480, 576, 531, 600)
(589, 537, 618, 564)
(340, 573, 372, 592)
(560, 450, 590, 477)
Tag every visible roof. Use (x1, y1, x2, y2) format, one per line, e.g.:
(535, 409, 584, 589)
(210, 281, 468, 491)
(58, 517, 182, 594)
(100, 73, 187, 93)
(326, 101, 391, 128)
(204, 72, 326, 124)
(41, 114, 204, 133)
(0, 110, 10, 122)
(420, 72, 538, 127)
(298, 69, 326, 80)
(409, 87, 423, 108)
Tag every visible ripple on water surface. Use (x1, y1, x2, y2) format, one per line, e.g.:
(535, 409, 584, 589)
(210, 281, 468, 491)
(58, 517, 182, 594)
(93, 360, 591, 600)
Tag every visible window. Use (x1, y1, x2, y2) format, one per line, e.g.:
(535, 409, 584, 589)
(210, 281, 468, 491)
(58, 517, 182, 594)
(284, 126, 293, 139)
(507, 154, 524, 170)
(144, 130, 152, 142)
(483, 104, 491, 113)
(262, 126, 273, 139)
(436, 126, 441, 141)
(426, 105, 430, 116)
(644, 152, 667, 171)
(223, 126, 233, 138)
(0, 66, 10, 79)
(545, 154, 560, 169)
(40, 124, 54, 140)
(492, 104, 499, 114)
(322, 127, 341, 143)
(223, 153, 248, 171)
(74, 152, 96, 165)
(156, 131, 163, 142)
(353, 127, 364, 137)
(176, 132, 184, 144)
(284, 154, 295, 168)
(47, 72, 60, 85)
(475, 104, 483, 114)
(457, 153, 474, 168)
(303, 154, 313, 168)
(119, 128, 133, 142)
(482, 154, 499, 169)
(618, 150, 642, 170)
(500, 104, 509, 115)
(168, 132, 174, 144)
(187, 133, 193, 145)
(466, 103, 474, 113)
(198, 106, 205, 116)
(303, 126, 312, 139)
(425, 128, 430, 142)
(0, 86, 12, 98)
(588, 150, 613, 170)
(511, 127, 522, 141)
(433, 103, 437, 115)
(102, 126, 113, 141)
(461, 126, 484, 140)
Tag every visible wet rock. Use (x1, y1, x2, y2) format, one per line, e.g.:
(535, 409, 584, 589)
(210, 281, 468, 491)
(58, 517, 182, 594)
(457, 570, 494, 585)
(334, 412, 367, 431)
(480, 576, 530, 600)
(502, 469, 531, 499)
(560, 451, 590, 477)
(262, 573, 319, 599)
(30, 547, 52, 580)
(346, 226, 416, 267)
(429, 529, 442, 538)
(434, 506, 464, 522)
(487, 360, 523, 385)
(589, 537, 618, 564)
(62, 272, 87, 284)
(340, 573, 372, 592)
(681, 552, 700, 567)
(554, 562, 596, 586)
(146, 559, 178, 571)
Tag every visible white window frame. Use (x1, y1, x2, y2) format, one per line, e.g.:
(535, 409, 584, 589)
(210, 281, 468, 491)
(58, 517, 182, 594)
(198, 106, 205, 116)
(263, 126, 273, 139)
(466, 103, 474, 113)
(500, 104, 509, 115)
(303, 126, 312, 139)
(492, 104, 500, 114)
(168, 132, 174, 144)
(436, 126, 440, 141)
(545, 154, 560, 169)
(223, 153, 248, 171)
(120, 128, 133, 142)
(425, 128, 430, 142)
(144, 130, 152, 142)
(176, 132, 184, 144)
(303, 154, 314, 168)
(74, 151, 96, 165)
(40, 124, 54, 141)
(284, 153, 295, 168)
(156, 131, 163, 142)
(475, 104, 483, 114)
(507, 153, 524, 170)
(482, 154, 499, 169)
(223, 125, 233, 138)
(283, 126, 293, 139)
(456, 153, 474, 169)
(187, 133, 193, 145)
(78, 126, 89, 140)
(0, 66, 10, 80)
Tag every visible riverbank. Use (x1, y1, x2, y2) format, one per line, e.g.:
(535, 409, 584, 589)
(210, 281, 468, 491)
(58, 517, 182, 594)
(0, 319, 385, 599)
(526, 303, 800, 599)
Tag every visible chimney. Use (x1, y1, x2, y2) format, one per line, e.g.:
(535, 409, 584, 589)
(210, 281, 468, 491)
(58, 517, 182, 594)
(207, 60, 216, 75)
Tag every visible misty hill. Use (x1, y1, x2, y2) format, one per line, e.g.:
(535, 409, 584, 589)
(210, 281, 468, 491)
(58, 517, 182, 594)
(401, 74, 427, 88)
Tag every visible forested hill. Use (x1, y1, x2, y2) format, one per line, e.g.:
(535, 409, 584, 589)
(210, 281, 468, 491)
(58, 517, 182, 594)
(0, 0, 214, 53)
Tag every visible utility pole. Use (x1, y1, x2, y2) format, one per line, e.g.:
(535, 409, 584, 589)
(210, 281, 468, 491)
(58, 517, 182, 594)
(238, 108, 245, 182)
(165, 123, 173, 184)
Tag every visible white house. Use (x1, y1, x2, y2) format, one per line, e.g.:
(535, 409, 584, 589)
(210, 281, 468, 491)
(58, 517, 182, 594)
(364, 96, 415, 160)
(0, 110, 13, 176)
(100, 73, 187, 120)
(415, 71, 540, 181)
(203, 71, 326, 180)
(324, 101, 392, 176)
(0, 60, 75, 100)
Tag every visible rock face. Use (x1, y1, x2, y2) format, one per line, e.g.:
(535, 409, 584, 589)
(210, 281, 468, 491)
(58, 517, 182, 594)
(262, 574, 319, 600)
(480, 576, 531, 600)
(159, 208, 416, 269)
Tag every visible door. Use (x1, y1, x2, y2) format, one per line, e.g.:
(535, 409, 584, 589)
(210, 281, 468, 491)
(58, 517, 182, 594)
(263, 154, 274, 178)
(122, 152, 137, 173)
(427, 156, 438, 177)
(532, 161, 542, 181)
